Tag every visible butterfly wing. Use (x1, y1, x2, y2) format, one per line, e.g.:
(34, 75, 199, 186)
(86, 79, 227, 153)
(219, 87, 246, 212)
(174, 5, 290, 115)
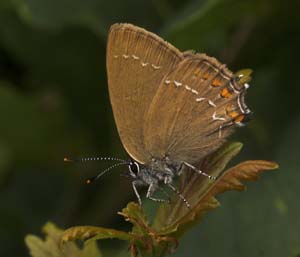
(144, 54, 251, 164)
(107, 23, 184, 163)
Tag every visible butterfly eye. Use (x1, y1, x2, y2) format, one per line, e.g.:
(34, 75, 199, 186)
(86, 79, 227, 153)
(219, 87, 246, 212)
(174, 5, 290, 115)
(128, 161, 140, 177)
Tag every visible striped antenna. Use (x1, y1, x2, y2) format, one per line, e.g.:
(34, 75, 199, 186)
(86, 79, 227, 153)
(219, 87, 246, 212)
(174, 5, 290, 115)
(85, 161, 129, 184)
(64, 156, 127, 163)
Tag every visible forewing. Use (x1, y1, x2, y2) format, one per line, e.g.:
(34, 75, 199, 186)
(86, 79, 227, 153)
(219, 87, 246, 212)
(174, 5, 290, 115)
(144, 54, 250, 164)
(107, 24, 183, 163)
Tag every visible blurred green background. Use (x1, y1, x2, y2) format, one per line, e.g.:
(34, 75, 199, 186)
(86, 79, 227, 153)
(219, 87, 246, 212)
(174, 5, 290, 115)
(0, 0, 299, 256)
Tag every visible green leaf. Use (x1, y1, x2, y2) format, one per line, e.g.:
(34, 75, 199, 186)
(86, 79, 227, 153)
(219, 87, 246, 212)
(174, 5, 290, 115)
(61, 202, 179, 257)
(61, 226, 136, 244)
(117, 202, 178, 256)
(153, 142, 278, 239)
(153, 142, 243, 231)
(60, 204, 150, 255)
(60, 202, 152, 251)
(25, 222, 102, 257)
(118, 202, 151, 236)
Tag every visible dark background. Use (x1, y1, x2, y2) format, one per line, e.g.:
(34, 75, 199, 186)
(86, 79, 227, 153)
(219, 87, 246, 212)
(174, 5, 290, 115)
(0, 0, 299, 256)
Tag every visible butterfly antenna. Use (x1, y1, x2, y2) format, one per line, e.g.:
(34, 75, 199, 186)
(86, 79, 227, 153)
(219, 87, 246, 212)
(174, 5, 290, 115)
(85, 161, 129, 184)
(64, 156, 127, 164)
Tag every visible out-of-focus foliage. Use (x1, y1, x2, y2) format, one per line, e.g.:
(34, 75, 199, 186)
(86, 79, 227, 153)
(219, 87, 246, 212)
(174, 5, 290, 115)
(0, 0, 298, 256)
(26, 222, 102, 257)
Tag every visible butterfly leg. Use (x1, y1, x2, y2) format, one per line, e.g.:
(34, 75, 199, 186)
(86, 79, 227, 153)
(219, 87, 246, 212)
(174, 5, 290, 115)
(146, 183, 169, 203)
(132, 180, 142, 206)
(167, 183, 190, 209)
(183, 162, 216, 180)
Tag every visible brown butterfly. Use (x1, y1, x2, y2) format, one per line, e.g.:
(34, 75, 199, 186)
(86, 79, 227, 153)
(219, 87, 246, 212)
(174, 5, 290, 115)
(98, 24, 252, 207)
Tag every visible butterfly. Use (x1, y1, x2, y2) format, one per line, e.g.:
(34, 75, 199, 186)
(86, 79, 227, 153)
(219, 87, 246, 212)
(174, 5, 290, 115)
(103, 23, 251, 207)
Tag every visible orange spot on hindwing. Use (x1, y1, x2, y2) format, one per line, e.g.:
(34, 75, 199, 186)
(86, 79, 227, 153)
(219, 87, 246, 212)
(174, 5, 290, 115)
(228, 111, 239, 119)
(226, 104, 246, 123)
(234, 114, 245, 123)
(212, 79, 222, 87)
(221, 88, 232, 98)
